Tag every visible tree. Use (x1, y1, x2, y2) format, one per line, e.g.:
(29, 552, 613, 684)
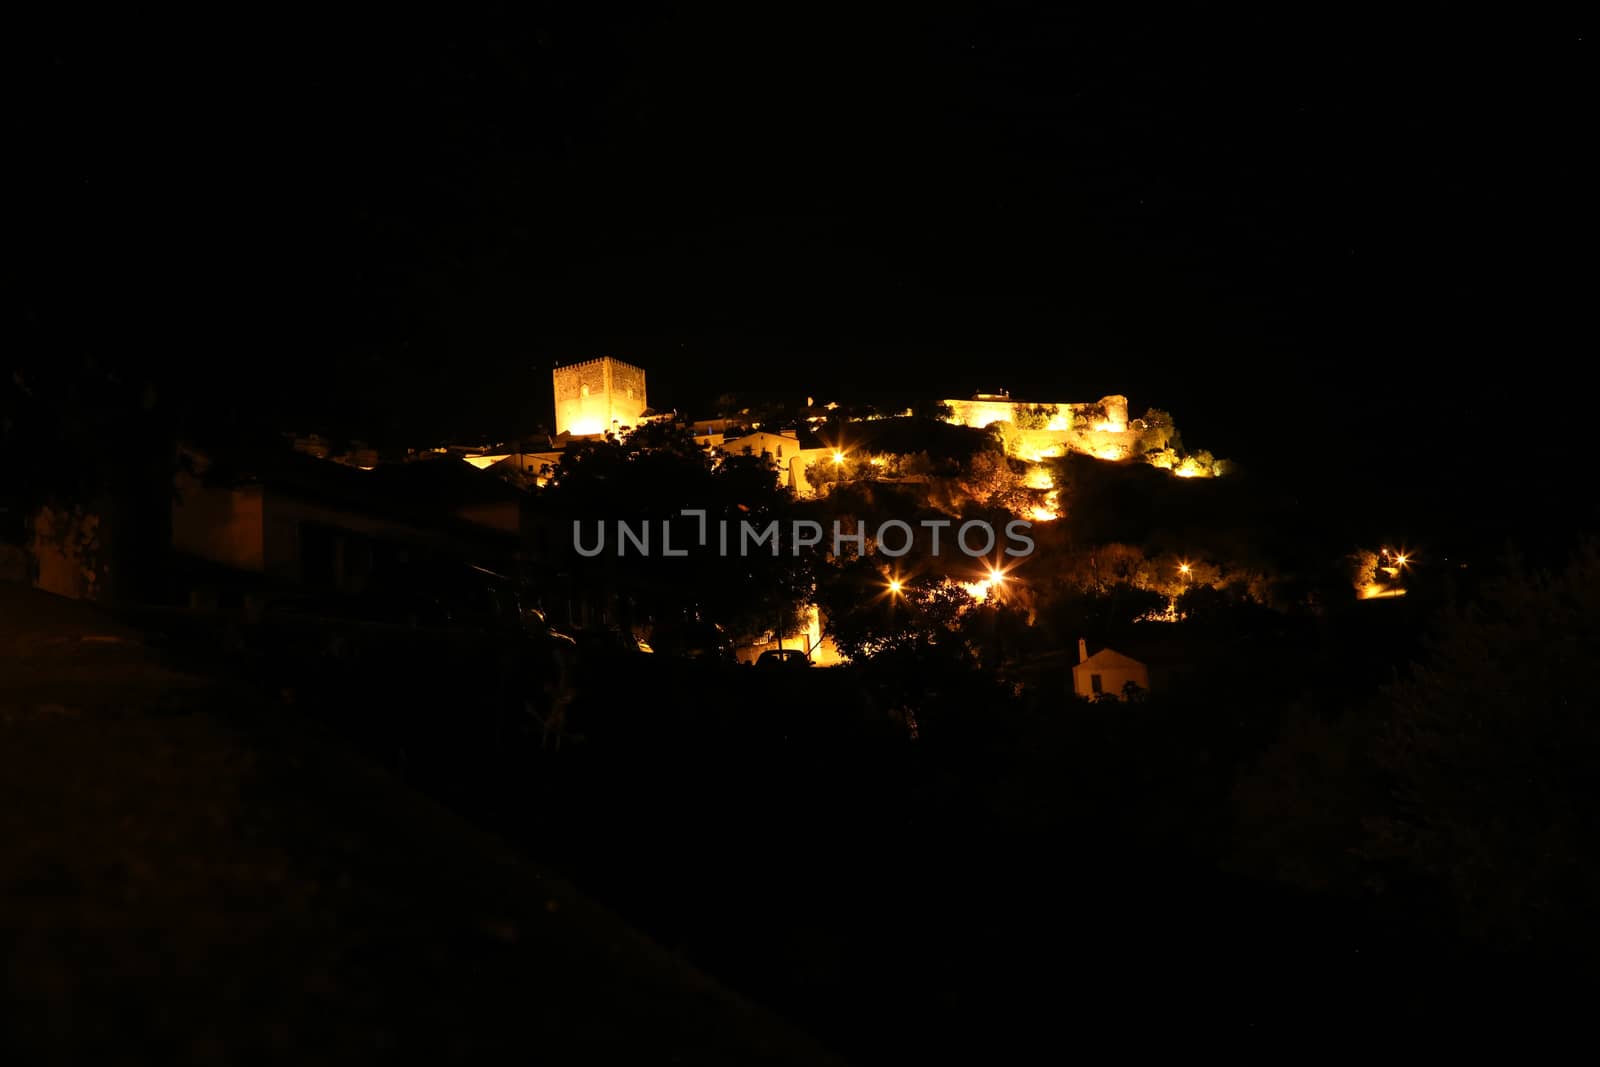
(1228, 700, 1380, 896)
(1136, 408, 1180, 453)
(1039, 580, 1167, 644)
(1014, 404, 1055, 431)
(3, 356, 179, 601)
(1175, 583, 1238, 624)
(542, 423, 815, 644)
(1071, 403, 1107, 431)
(816, 558, 974, 661)
(954, 450, 1025, 511)
(1348, 549, 1380, 591)
(1368, 543, 1600, 952)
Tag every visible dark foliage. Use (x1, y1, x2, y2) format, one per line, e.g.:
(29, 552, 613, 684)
(542, 423, 815, 641)
(1369, 543, 1600, 953)
(836, 416, 996, 464)
(815, 557, 972, 661)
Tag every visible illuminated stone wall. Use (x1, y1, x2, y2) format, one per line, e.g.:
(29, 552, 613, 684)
(552, 358, 648, 436)
(944, 397, 1032, 430)
(944, 394, 1130, 433)
(1095, 395, 1129, 429)
(609, 360, 647, 428)
(944, 393, 1140, 460)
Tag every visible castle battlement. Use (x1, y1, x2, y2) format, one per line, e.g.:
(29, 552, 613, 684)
(555, 356, 646, 377)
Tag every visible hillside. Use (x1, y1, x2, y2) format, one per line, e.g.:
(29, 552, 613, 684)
(0, 584, 839, 1065)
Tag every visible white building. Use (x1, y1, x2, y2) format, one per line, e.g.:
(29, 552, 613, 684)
(1071, 638, 1152, 701)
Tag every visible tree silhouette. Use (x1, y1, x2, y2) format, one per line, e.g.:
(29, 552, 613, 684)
(542, 423, 815, 642)
(1368, 542, 1600, 952)
(816, 559, 975, 661)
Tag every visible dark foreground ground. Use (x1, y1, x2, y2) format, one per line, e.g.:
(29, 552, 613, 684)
(4, 584, 1593, 1064)
(0, 585, 839, 1065)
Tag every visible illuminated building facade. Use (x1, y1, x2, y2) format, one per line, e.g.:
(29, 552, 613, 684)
(552, 357, 648, 437)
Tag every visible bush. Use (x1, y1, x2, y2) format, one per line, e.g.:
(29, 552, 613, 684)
(1014, 404, 1056, 431)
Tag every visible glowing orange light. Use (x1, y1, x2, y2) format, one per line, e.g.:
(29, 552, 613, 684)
(887, 578, 903, 595)
(832, 451, 845, 465)
(1179, 563, 1191, 576)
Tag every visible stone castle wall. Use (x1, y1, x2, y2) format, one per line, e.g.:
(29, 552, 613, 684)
(553, 358, 648, 436)
(944, 395, 1130, 433)
(944, 397, 1028, 431)
(945, 394, 1147, 460)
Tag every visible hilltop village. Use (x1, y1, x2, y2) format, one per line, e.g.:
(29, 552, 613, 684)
(21, 354, 1400, 682)
(452, 356, 1227, 497)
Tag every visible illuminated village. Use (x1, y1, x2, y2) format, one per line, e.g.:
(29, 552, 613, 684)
(16, 353, 1423, 689)
(301, 356, 1248, 676)
(4, 360, 1585, 1056)
(15, 3, 1594, 1053)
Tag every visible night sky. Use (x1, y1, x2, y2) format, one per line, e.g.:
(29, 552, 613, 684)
(14, 7, 1590, 537)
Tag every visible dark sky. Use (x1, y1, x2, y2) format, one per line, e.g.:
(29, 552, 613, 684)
(14, 6, 1590, 531)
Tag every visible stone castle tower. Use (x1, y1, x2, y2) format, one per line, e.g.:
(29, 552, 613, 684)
(552, 357, 648, 436)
